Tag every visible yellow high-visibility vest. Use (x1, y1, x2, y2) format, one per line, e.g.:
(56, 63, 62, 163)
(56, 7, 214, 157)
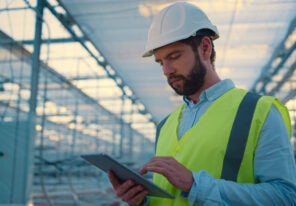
(149, 88, 291, 206)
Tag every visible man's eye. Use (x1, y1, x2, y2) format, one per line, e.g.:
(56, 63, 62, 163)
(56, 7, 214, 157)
(170, 54, 180, 60)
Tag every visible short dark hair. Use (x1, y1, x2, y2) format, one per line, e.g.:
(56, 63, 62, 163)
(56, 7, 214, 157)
(179, 29, 216, 65)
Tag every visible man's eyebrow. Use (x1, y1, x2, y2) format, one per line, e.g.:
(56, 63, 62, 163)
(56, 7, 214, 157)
(155, 50, 183, 63)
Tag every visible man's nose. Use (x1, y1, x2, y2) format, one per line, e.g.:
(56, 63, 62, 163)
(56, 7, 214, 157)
(162, 62, 175, 76)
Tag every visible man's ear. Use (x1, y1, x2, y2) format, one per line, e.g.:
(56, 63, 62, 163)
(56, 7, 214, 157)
(198, 37, 212, 60)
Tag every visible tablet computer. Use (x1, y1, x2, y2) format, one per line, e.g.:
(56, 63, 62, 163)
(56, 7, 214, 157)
(81, 153, 174, 199)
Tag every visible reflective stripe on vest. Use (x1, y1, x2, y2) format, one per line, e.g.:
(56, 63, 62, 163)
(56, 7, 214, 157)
(221, 92, 260, 181)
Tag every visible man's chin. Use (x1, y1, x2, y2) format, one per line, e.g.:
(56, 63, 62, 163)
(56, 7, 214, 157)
(172, 88, 184, 96)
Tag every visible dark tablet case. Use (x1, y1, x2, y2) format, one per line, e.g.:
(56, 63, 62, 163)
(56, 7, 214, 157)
(81, 153, 174, 199)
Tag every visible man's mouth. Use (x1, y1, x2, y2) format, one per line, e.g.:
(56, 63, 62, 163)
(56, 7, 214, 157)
(169, 77, 182, 87)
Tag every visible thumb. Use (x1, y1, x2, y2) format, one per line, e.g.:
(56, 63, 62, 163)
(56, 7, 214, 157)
(107, 170, 121, 189)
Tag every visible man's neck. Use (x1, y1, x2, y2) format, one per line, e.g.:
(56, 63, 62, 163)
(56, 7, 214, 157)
(187, 77, 221, 103)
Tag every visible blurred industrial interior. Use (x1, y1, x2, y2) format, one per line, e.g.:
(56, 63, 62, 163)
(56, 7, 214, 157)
(0, 0, 295, 205)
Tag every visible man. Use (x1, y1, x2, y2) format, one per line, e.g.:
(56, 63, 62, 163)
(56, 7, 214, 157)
(108, 2, 296, 205)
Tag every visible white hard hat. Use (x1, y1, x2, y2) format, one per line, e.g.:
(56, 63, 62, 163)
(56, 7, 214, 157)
(142, 2, 219, 57)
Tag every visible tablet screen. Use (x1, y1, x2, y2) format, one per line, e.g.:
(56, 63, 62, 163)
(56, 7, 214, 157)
(81, 153, 174, 199)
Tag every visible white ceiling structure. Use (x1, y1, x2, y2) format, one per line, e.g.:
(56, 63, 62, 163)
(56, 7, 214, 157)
(57, 0, 296, 123)
(0, 1, 295, 204)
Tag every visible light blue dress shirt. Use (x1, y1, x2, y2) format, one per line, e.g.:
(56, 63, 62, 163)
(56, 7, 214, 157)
(179, 79, 296, 205)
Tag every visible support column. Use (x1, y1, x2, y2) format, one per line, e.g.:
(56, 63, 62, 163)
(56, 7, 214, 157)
(24, 0, 45, 203)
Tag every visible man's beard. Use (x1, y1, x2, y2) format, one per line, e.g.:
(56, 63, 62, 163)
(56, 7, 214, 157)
(168, 53, 206, 96)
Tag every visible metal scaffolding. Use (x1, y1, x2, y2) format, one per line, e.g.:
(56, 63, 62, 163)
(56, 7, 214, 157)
(0, 0, 295, 205)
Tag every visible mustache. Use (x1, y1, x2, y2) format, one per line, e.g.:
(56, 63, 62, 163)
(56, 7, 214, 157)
(167, 74, 186, 82)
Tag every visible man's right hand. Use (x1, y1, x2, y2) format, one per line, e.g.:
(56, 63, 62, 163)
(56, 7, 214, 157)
(108, 170, 148, 206)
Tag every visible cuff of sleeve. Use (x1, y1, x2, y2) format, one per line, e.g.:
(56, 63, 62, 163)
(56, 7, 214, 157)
(187, 171, 201, 205)
(188, 170, 221, 206)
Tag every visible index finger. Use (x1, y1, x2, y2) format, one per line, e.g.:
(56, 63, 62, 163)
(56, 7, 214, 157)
(138, 157, 159, 175)
(139, 156, 173, 175)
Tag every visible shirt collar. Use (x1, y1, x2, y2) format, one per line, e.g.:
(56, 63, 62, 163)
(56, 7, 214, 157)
(183, 79, 235, 105)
